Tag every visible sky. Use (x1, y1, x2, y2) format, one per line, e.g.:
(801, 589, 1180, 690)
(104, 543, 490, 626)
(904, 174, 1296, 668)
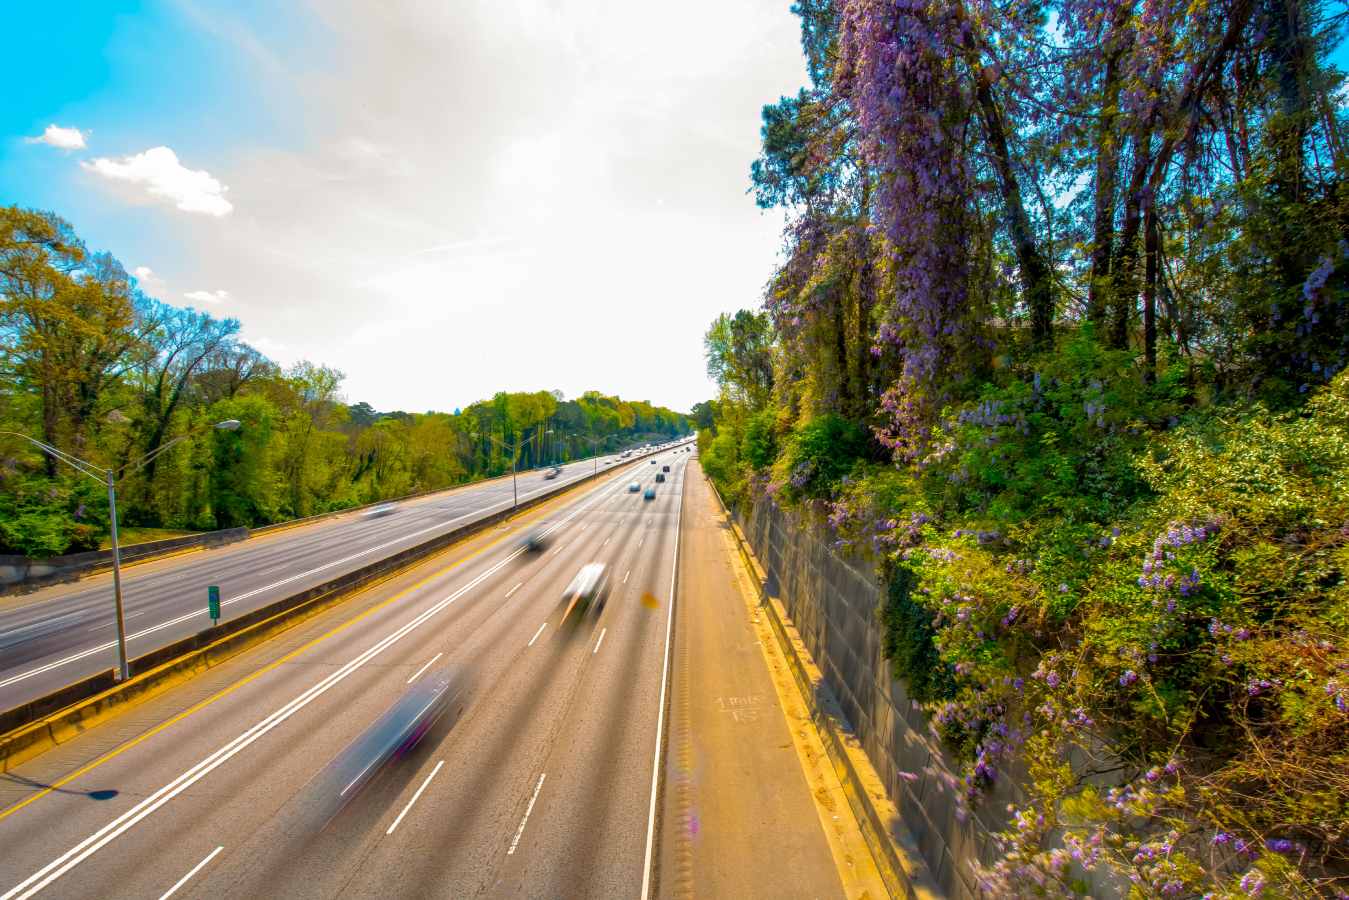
(0, 0, 810, 414)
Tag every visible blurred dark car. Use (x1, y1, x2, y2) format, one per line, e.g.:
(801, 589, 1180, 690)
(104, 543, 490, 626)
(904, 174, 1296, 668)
(662, 465, 670, 472)
(644, 487, 656, 500)
(309, 667, 466, 823)
(655, 472, 665, 483)
(524, 530, 549, 552)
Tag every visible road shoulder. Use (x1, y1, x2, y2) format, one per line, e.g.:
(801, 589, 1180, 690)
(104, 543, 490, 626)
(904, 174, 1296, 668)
(660, 460, 885, 899)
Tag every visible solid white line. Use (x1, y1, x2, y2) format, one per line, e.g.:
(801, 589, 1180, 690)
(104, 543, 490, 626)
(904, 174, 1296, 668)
(507, 773, 547, 856)
(0, 463, 643, 900)
(593, 628, 607, 655)
(406, 652, 443, 684)
(639, 453, 685, 900)
(505, 582, 522, 599)
(386, 760, 444, 835)
(527, 623, 547, 647)
(157, 845, 222, 900)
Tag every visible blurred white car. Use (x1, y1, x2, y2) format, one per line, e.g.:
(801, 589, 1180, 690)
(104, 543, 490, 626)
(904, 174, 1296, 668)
(362, 502, 399, 518)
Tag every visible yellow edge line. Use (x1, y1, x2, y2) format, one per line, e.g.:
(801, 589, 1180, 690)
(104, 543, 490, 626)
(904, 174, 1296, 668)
(0, 484, 579, 824)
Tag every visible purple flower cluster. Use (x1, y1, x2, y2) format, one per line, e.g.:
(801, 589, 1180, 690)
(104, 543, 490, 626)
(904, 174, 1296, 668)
(1245, 678, 1279, 697)
(1137, 520, 1217, 595)
(1327, 680, 1348, 713)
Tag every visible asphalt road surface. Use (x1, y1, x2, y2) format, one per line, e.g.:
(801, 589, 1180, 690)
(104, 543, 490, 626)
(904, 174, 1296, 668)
(0, 442, 688, 711)
(0, 448, 695, 899)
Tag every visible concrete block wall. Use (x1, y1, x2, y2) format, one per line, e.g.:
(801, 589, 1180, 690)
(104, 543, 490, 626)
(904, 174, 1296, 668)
(738, 497, 1018, 900)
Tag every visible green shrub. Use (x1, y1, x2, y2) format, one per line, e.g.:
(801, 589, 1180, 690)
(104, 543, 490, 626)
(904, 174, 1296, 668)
(772, 413, 867, 501)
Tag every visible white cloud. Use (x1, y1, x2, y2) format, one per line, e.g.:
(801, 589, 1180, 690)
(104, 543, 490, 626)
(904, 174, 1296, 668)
(82, 146, 233, 216)
(184, 289, 230, 305)
(25, 124, 87, 150)
(132, 266, 167, 293)
(143, 1, 807, 412)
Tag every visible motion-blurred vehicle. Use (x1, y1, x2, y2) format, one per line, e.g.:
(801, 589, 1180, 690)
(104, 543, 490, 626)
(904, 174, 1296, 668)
(644, 487, 656, 500)
(543, 466, 561, 480)
(650, 459, 657, 464)
(662, 465, 670, 472)
(362, 502, 399, 518)
(628, 481, 641, 492)
(655, 472, 665, 483)
(308, 667, 466, 825)
(559, 562, 610, 625)
(524, 530, 549, 552)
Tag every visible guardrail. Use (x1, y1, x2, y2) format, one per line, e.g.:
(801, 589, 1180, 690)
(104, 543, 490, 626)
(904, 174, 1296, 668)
(0, 452, 654, 772)
(0, 528, 251, 596)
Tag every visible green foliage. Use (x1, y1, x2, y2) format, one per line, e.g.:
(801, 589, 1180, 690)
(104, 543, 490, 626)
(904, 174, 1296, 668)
(880, 564, 955, 704)
(771, 413, 867, 501)
(740, 409, 777, 470)
(0, 475, 102, 557)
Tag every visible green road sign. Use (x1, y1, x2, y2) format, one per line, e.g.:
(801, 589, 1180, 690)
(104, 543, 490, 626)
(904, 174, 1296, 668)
(208, 585, 221, 622)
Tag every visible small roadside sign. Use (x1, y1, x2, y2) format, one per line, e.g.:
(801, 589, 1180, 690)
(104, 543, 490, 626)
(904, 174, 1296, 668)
(208, 585, 221, 623)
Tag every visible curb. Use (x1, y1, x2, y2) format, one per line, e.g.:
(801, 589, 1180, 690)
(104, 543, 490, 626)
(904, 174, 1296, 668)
(0, 454, 653, 773)
(706, 475, 943, 900)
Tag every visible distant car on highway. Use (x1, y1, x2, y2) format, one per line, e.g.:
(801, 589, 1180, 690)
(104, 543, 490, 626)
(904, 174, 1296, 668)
(644, 487, 656, 500)
(524, 530, 549, 553)
(650, 459, 657, 464)
(628, 482, 641, 492)
(662, 465, 670, 472)
(543, 466, 561, 480)
(362, 502, 398, 518)
(655, 472, 665, 483)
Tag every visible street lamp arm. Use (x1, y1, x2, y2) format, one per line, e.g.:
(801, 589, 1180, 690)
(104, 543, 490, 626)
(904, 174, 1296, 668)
(0, 431, 107, 483)
(114, 418, 241, 478)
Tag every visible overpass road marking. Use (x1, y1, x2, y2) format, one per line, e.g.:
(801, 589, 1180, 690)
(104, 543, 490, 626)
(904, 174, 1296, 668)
(507, 773, 547, 856)
(157, 845, 222, 900)
(386, 760, 444, 836)
(406, 653, 442, 684)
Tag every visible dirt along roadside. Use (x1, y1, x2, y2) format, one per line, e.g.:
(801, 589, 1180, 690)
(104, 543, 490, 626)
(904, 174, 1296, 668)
(658, 460, 886, 899)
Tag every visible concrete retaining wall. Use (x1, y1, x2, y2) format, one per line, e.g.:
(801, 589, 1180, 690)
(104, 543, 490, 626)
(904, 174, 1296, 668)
(734, 497, 1032, 900)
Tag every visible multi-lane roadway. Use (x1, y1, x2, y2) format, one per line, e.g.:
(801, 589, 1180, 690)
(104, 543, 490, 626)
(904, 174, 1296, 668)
(0, 448, 693, 898)
(0, 445, 683, 710)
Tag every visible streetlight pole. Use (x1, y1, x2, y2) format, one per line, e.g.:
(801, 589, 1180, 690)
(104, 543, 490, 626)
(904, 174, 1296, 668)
(1, 418, 240, 682)
(486, 429, 553, 511)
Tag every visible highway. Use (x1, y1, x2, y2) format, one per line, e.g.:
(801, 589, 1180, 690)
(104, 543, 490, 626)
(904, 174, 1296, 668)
(0, 444, 683, 711)
(0, 448, 693, 898)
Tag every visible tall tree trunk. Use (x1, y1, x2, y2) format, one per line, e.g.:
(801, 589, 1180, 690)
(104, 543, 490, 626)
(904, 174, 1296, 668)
(1143, 203, 1159, 384)
(972, 71, 1056, 350)
(1087, 2, 1135, 332)
(1111, 123, 1154, 349)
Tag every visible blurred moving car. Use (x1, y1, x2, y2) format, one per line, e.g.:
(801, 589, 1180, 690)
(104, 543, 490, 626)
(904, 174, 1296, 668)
(559, 562, 610, 625)
(644, 487, 656, 500)
(524, 530, 549, 552)
(655, 472, 665, 483)
(628, 481, 641, 492)
(308, 667, 466, 825)
(362, 502, 399, 518)
(543, 466, 561, 480)
(662, 465, 670, 472)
